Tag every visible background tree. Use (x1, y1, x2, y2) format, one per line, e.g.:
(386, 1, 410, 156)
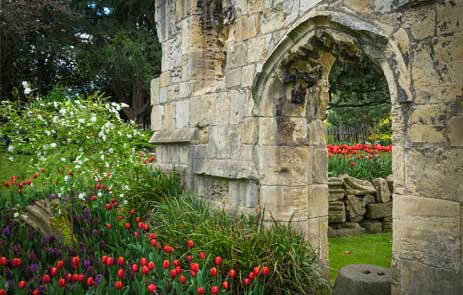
(0, 0, 161, 124)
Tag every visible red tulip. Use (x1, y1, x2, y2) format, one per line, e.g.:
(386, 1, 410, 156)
(163, 245, 173, 253)
(134, 231, 139, 238)
(140, 257, 147, 266)
(72, 273, 79, 282)
(136, 217, 141, 223)
(214, 256, 222, 266)
(72, 256, 80, 267)
(91, 195, 97, 201)
(211, 286, 219, 294)
(262, 266, 269, 276)
(187, 240, 194, 248)
(150, 239, 157, 247)
(106, 223, 111, 229)
(78, 274, 85, 282)
(118, 215, 123, 221)
(113, 202, 118, 208)
(130, 209, 135, 215)
(190, 263, 199, 273)
(117, 268, 125, 278)
(148, 261, 155, 270)
(117, 257, 124, 266)
(0, 289, 6, 295)
(115, 281, 123, 289)
(105, 203, 111, 210)
(173, 259, 179, 267)
(197, 287, 205, 294)
(138, 222, 144, 229)
(87, 276, 94, 287)
(50, 267, 58, 277)
(18, 280, 27, 289)
(107, 257, 114, 266)
(187, 255, 193, 262)
(102, 255, 108, 265)
(248, 272, 255, 280)
(191, 270, 197, 277)
(244, 278, 250, 286)
(170, 268, 177, 279)
(162, 260, 170, 269)
(222, 281, 229, 289)
(66, 273, 72, 282)
(209, 267, 217, 277)
(57, 260, 64, 269)
(350, 162, 356, 167)
(0, 257, 6, 265)
(199, 252, 206, 260)
(142, 265, 149, 275)
(58, 278, 66, 287)
(4, 181, 9, 188)
(43, 274, 51, 284)
(228, 269, 236, 279)
(179, 274, 186, 284)
(175, 265, 181, 274)
(12, 258, 21, 267)
(148, 157, 155, 163)
(33, 172, 38, 179)
(132, 263, 139, 273)
(147, 283, 157, 293)
(32, 289, 40, 295)
(143, 224, 149, 231)
(124, 223, 131, 230)
(149, 233, 156, 239)
(253, 266, 260, 275)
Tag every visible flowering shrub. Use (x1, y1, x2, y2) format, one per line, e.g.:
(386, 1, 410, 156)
(327, 143, 392, 180)
(0, 89, 151, 198)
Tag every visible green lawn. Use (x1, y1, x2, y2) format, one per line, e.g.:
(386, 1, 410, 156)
(329, 233, 392, 284)
(0, 152, 31, 181)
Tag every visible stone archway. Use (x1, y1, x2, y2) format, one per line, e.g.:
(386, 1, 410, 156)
(252, 9, 409, 278)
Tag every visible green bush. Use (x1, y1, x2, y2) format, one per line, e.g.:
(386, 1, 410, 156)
(0, 89, 150, 194)
(149, 194, 330, 295)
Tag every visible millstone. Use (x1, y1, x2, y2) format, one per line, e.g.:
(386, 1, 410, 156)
(333, 264, 391, 295)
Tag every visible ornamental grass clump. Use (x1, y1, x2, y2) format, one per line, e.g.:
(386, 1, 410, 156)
(149, 195, 330, 295)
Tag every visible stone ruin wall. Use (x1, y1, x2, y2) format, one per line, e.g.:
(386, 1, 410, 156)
(328, 175, 393, 237)
(151, 0, 463, 294)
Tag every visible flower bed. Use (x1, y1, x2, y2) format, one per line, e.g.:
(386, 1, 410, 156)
(327, 144, 392, 180)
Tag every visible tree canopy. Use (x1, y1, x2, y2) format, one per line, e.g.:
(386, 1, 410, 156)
(0, 0, 161, 123)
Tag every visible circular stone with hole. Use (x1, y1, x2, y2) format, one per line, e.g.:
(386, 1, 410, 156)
(333, 264, 391, 295)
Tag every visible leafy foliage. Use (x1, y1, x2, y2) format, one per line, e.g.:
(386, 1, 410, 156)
(0, 89, 150, 195)
(327, 58, 392, 140)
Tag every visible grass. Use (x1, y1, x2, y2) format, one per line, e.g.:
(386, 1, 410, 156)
(0, 151, 31, 181)
(328, 232, 392, 284)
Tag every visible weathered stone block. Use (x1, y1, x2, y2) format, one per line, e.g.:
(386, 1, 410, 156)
(372, 178, 391, 203)
(225, 68, 242, 88)
(151, 105, 164, 131)
(260, 185, 309, 221)
(241, 64, 256, 87)
(346, 195, 366, 223)
(367, 202, 392, 219)
(343, 175, 376, 195)
(175, 100, 189, 128)
(150, 78, 160, 105)
(361, 220, 383, 234)
(190, 95, 212, 127)
(241, 118, 258, 144)
(307, 184, 329, 219)
(448, 116, 463, 147)
(163, 103, 176, 131)
(234, 15, 259, 41)
(329, 201, 346, 223)
(229, 90, 246, 125)
(211, 92, 230, 126)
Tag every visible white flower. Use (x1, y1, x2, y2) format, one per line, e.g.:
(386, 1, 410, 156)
(78, 118, 85, 123)
(8, 156, 13, 162)
(119, 194, 124, 198)
(61, 157, 66, 162)
(13, 212, 19, 218)
(59, 108, 67, 115)
(64, 175, 70, 182)
(91, 116, 97, 122)
(123, 200, 128, 205)
(121, 103, 129, 108)
(50, 143, 57, 148)
(45, 130, 51, 136)
(24, 87, 32, 95)
(97, 192, 102, 197)
(22, 81, 28, 87)
(7, 145, 14, 152)
(100, 154, 105, 160)
(78, 193, 86, 201)
(108, 148, 113, 153)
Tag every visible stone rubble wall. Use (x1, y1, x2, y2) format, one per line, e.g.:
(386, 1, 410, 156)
(328, 175, 393, 237)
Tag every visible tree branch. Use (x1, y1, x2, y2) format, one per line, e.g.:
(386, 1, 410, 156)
(328, 99, 391, 109)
